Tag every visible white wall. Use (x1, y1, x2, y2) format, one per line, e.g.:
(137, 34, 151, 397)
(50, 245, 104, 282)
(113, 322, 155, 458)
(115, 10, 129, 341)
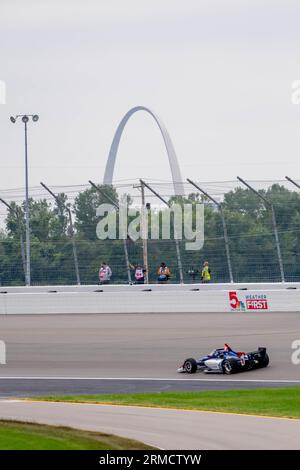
(0, 287, 299, 314)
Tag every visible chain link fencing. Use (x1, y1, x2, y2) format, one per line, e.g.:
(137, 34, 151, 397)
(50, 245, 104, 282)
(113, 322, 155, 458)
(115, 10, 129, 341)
(1, 178, 300, 285)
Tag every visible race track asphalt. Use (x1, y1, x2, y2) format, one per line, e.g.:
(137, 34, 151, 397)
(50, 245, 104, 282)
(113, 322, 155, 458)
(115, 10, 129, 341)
(0, 400, 299, 449)
(0, 312, 299, 395)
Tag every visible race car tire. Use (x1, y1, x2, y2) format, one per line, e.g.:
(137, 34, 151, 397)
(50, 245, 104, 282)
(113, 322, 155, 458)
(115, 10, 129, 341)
(222, 359, 239, 375)
(259, 353, 269, 368)
(183, 358, 197, 374)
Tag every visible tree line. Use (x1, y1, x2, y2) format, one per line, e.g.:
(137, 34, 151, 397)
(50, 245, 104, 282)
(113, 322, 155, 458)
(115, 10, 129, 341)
(0, 183, 300, 285)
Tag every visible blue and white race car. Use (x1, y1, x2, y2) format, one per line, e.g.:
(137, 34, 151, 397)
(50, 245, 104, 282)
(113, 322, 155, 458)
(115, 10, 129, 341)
(177, 343, 269, 375)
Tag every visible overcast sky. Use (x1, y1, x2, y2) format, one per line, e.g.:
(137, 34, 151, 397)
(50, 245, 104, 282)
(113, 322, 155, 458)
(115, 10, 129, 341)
(1, 0, 300, 195)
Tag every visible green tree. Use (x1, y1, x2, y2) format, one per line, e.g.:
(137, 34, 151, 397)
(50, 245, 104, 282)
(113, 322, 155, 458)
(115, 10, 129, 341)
(74, 185, 118, 240)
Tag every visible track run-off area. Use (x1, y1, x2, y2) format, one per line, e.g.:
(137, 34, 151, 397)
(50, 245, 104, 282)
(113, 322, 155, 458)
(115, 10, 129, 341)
(0, 399, 299, 449)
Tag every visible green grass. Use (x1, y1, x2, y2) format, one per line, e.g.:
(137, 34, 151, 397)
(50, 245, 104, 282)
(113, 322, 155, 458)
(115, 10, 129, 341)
(0, 420, 155, 450)
(30, 388, 300, 419)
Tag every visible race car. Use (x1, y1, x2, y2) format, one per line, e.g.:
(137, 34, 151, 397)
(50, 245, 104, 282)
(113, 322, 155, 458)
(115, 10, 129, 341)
(177, 343, 269, 375)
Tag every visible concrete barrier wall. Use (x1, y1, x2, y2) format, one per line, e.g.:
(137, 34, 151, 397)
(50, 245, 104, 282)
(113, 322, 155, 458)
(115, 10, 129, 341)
(1, 282, 300, 294)
(0, 287, 299, 314)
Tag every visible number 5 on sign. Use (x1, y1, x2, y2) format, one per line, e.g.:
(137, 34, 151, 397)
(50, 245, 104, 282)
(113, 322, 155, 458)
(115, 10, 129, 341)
(0, 341, 6, 364)
(229, 291, 239, 309)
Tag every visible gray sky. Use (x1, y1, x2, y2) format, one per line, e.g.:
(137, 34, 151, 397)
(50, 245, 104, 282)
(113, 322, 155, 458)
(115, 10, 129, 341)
(1, 0, 300, 194)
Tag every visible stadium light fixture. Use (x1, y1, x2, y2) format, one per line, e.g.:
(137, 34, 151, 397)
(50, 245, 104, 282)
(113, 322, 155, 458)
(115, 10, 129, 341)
(10, 113, 39, 286)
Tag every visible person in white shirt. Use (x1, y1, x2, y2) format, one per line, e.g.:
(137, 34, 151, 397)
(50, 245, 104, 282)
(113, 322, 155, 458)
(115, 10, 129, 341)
(129, 262, 146, 284)
(99, 262, 112, 285)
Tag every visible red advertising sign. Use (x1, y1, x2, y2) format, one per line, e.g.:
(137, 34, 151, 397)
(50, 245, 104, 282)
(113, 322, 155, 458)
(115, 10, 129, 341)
(229, 292, 269, 311)
(246, 299, 268, 310)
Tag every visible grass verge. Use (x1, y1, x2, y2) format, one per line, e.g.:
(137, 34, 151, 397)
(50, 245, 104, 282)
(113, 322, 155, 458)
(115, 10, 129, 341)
(29, 388, 300, 419)
(0, 420, 155, 450)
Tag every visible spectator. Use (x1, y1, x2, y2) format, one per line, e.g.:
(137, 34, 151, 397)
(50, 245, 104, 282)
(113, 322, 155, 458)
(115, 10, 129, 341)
(99, 262, 112, 285)
(129, 262, 147, 284)
(157, 262, 171, 283)
(201, 261, 211, 283)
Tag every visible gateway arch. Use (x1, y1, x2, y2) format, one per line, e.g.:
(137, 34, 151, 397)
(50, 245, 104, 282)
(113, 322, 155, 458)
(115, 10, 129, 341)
(103, 106, 185, 195)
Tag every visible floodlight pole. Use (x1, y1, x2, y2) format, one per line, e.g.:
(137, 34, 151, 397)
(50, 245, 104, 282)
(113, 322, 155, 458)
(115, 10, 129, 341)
(10, 114, 39, 285)
(40, 182, 81, 285)
(140, 179, 184, 284)
(89, 181, 131, 283)
(23, 119, 30, 285)
(187, 178, 234, 283)
(237, 176, 285, 283)
(0, 198, 26, 282)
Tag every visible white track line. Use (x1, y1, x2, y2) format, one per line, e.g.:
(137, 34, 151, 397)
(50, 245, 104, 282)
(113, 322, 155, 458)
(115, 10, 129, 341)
(0, 376, 299, 383)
